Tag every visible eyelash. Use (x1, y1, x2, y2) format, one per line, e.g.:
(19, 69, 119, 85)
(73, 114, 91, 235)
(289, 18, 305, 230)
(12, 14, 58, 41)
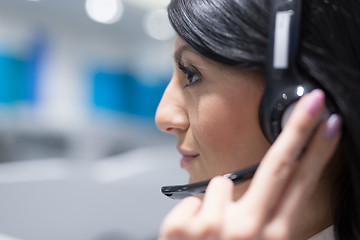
(177, 61, 201, 88)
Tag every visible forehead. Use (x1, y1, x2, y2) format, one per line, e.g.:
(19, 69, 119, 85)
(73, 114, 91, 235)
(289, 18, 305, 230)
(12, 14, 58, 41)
(173, 36, 243, 75)
(174, 36, 187, 49)
(173, 36, 221, 67)
(173, 37, 197, 61)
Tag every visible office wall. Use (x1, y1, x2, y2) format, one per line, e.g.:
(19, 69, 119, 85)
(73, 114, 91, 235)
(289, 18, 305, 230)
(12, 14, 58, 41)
(0, 1, 186, 240)
(0, 0, 176, 161)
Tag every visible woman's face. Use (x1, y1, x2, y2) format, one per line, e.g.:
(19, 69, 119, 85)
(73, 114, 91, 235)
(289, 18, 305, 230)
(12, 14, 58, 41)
(156, 37, 271, 198)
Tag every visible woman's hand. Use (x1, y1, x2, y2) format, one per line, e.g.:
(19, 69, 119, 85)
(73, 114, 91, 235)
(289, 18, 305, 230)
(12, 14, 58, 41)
(158, 89, 342, 240)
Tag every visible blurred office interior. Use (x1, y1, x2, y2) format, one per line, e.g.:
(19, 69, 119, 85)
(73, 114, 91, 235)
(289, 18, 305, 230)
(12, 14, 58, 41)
(0, 0, 187, 239)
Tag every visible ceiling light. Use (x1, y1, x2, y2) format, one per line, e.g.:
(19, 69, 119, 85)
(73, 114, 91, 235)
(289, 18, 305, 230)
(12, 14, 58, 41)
(123, 0, 170, 9)
(85, 0, 123, 24)
(143, 9, 175, 41)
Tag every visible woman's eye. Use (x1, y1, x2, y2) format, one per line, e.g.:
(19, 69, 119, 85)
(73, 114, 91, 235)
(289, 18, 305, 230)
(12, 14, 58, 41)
(178, 62, 201, 88)
(184, 71, 200, 88)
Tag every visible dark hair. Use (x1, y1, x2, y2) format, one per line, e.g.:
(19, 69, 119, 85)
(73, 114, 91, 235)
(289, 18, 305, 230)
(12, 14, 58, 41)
(168, 0, 360, 239)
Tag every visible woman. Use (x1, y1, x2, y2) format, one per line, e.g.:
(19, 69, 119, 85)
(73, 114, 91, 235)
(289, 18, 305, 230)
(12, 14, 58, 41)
(155, 0, 360, 239)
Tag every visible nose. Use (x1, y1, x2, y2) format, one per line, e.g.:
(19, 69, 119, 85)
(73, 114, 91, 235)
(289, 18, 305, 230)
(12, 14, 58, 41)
(155, 77, 189, 134)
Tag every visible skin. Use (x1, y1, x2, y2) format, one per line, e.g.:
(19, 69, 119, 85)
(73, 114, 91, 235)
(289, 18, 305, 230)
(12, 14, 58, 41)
(156, 37, 270, 195)
(155, 36, 341, 239)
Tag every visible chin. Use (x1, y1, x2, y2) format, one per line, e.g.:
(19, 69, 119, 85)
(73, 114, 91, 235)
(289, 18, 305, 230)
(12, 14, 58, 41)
(188, 177, 198, 184)
(188, 174, 208, 184)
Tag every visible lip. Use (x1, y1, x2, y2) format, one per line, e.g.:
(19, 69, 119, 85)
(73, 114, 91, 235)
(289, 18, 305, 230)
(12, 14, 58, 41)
(177, 147, 199, 169)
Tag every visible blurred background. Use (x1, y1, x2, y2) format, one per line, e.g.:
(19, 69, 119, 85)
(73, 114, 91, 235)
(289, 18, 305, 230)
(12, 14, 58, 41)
(0, 0, 187, 239)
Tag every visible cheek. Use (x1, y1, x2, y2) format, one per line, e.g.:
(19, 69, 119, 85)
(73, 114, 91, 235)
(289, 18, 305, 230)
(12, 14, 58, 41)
(193, 90, 269, 173)
(196, 95, 258, 151)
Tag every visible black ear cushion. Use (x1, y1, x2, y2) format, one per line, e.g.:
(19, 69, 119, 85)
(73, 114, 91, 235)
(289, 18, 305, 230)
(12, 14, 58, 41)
(258, 82, 317, 143)
(259, 83, 335, 144)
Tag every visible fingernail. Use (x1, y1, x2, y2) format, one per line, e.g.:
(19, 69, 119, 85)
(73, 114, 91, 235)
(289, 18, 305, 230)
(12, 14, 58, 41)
(306, 89, 325, 115)
(324, 114, 342, 139)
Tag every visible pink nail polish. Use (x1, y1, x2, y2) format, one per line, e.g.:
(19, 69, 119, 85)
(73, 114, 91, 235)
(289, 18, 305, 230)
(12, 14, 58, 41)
(306, 89, 325, 115)
(324, 114, 342, 139)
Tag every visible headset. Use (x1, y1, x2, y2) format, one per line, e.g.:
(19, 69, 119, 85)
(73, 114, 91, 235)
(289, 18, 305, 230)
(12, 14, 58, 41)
(161, 0, 329, 199)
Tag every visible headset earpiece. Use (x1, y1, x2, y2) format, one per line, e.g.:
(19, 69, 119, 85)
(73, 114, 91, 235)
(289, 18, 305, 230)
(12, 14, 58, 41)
(259, 82, 316, 143)
(258, 0, 313, 143)
(259, 0, 336, 143)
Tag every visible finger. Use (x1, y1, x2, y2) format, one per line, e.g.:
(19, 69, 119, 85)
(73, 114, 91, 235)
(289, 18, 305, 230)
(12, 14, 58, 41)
(188, 176, 234, 238)
(267, 114, 342, 228)
(240, 89, 326, 222)
(201, 176, 234, 217)
(158, 196, 202, 240)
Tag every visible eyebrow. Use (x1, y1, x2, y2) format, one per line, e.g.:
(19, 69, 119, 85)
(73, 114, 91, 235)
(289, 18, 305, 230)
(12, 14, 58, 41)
(173, 44, 197, 62)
